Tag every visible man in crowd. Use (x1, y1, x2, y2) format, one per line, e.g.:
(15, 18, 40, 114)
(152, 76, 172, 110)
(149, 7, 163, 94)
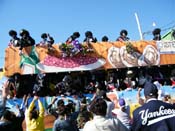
(83, 98, 129, 131)
(132, 82, 175, 131)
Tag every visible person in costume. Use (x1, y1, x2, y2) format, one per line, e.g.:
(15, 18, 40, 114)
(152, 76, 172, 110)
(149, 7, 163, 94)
(152, 28, 161, 41)
(39, 33, 55, 52)
(116, 29, 130, 42)
(8, 30, 20, 47)
(18, 29, 40, 74)
(83, 31, 97, 52)
(19, 29, 35, 54)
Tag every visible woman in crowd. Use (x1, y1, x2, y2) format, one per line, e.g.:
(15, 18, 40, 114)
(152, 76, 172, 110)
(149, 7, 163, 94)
(25, 95, 45, 131)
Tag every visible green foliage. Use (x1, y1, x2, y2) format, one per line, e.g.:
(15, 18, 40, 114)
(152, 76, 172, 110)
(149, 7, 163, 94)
(125, 42, 137, 54)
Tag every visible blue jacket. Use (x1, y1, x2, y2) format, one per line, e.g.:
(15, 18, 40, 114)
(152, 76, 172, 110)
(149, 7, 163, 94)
(132, 98, 175, 131)
(53, 117, 78, 131)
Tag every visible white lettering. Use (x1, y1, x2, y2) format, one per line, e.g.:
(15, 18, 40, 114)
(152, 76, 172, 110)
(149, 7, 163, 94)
(139, 106, 175, 125)
(157, 41, 175, 54)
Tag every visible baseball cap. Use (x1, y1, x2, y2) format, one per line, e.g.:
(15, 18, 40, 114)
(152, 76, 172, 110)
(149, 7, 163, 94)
(118, 98, 126, 107)
(144, 82, 158, 97)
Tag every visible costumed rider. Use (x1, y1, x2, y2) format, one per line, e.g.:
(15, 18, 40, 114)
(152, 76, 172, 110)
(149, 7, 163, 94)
(116, 29, 130, 42)
(38, 33, 55, 52)
(101, 35, 109, 42)
(152, 28, 161, 41)
(8, 30, 20, 47)
(172, 30, 175, 40)
(19, 29, 35, 55)
(83, 31, 97, 51)
(19, 29, 40, 74)
(59, 32, 81, 57)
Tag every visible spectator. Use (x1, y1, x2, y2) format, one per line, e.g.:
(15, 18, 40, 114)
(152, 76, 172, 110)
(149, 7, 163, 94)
(106, 74, 117, 91)
(163, 94, 171, 104)
(77, 111, 93, 130)
(83, 98, 129, 131)
(52, 104, 78, 131)
(11, 104, 25, 131)
(0, 80, 13, 131)
(153, 81, 165, 101)
(0, 110, 14, 131)
(47, 98, 64, 118)
(98, 90, 115, 118)
(116, 29, 130, 42)
(20, 94, 31, 112)
(112, 98, 131, 130)
(0, 80, 9, 118)
(72, 94, 81, 112)
(132, 82, 175, 131)
(77, 97, 93, 131)
(124, 70, 137, 89)
(0, 80, 24, 131)
(84, 82, 95, 93)
(136, 88, 145, 106)
(25, 96, 45, 131)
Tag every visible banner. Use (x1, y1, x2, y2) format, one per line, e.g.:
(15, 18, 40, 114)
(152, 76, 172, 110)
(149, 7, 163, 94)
(156, 40, 175, 54)
(4, 40, 175, 76)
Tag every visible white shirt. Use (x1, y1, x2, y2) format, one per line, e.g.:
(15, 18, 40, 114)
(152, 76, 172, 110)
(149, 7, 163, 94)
(112, 106, 131, 129)
(83, 115, 129, 131)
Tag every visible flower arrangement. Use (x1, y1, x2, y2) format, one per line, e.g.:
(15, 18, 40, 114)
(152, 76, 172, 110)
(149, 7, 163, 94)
(59, 43, 74, 57)
(125, 42, 141, 59)
(125, 42, 137, 54)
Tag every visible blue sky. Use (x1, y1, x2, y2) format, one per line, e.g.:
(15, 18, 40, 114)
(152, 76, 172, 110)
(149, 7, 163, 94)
(0, 0, 174, 67)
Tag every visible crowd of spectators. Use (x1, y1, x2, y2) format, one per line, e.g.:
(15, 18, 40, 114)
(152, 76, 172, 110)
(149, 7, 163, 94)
(1, 65, 175, 131)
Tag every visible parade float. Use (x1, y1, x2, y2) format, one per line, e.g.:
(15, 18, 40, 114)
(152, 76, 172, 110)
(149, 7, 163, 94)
(4, 40, 175, 76)
(4, 37, 175, 99)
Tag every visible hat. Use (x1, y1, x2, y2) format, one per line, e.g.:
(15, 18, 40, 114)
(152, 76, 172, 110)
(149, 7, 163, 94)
(120, 29, 128, 36)
(152, 28, 161, 35)
(144, 82, 158, 97)
(118, 98, 126, 107)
